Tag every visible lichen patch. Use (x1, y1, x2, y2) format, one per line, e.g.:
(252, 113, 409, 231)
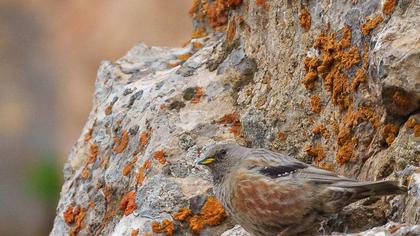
(383, 0, 396, 15)
(299, 7, 311, 31)
(188, 196, 226, 234)
(119, 191, 137, 216)
(382, 124, 399, 145)
(361, 15, 383, 36)
(113, 129, 129, 153)
(153, 150, 167, 164)
(151, 219, 175, 236)
(217, 113, 241, 136)
(310, 95, 321, 113)
(305, 144, 325, 163)
(136, 160, 152, 186)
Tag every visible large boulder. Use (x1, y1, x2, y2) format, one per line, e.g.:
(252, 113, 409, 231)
(52, 0, 420, 235)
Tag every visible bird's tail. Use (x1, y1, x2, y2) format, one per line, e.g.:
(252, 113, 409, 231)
(322, 180, 406, 212)
(334, 180, 406, 199)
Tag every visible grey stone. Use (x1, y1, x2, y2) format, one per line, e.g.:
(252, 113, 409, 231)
(52, 1, 420, 235)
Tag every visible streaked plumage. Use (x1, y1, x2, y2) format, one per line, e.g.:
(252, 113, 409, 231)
(197, 143, 406, 236)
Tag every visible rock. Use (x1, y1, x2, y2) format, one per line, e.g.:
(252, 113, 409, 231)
(372, 2, 420, 119)
(52, 0, 420, 235)
(332, 222, 420, 236)
(221, 225, 250, 236)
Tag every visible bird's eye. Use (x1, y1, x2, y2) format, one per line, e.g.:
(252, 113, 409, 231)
(217, 149, 227, 157)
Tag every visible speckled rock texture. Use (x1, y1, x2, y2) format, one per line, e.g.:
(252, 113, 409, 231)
(51, 0, 419, 235)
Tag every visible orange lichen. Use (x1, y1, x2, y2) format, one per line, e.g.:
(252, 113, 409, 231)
(405, 118, 417, 129)
(192, 41, 203, 49)
(199, 197, 226, 225)
(309, 26, 367, 114)
(302, 71, 318, 90)
(361, 15, 383, 36)
(304, 57, 320, 72)
(312, 124, 330, 139)
(226, 19, 236, 43)
(119, 191, 137, 216)
(351, 68, 367, 92)
(236, 15, 244, 25)
(207, 0, 242, 29)
(191, 87, 204, 104)
(87, 143, 98, 164)
(382, 124, 399, 145)
(277, 131, 286, 141)
(207, 1, 228, 29)
(337, 126, 352, 146)
(405, 118, 420, 137)
(123, 157, 138, 176)
(139, 131, 151, 152)
(392, 90, 410, 108)
(70, 207, 86, 236)
(189, 0, 201, 16)
(84, 128, 93, 142)
(113, 129, 129, 153)
(81, 166, 90, 179)
(188, 196, 226, 234)
(363, 42, 369, 69)
(255, 0, 269, 10)
(307, 29, 383, 163)
(131, 229, 139, 236)
(177, 53, 192, 61)
(151, 219, 175, 236)
(331, 119, 340, 135)
(332, 72, 352, 112)
(136, 160, 152, 185)
(227, 0, 242, 7)
(173, 208, 193, 221)
(168, 61, 181, 68)
(340, 25, 352, 49)
(192, 27, 208, 39)
(217, 113, 241, 136)
(64, 204, 75, 225)
(383, 0, 396, 15)
(336, 139, 356, 165)
(358, 106, 381, 129)
(299, 8, 311, 31)
(105, 105, 113, 115)
(335, 123, 359, 165)
(305, 144, 325, 163)
(310, 95, 321, 113)
(302, 57, 319, 89)
(80, 143, 98, 179)
(414, 125, 420, 137)
(153, 150, 167, 164)
(340, 46, 360, 69)
(314, 32, 336, 80)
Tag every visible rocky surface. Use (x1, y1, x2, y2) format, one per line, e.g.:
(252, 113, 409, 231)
(52, 0, 419, 235)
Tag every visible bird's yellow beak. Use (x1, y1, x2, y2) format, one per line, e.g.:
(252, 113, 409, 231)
(197, 156, 216, 165)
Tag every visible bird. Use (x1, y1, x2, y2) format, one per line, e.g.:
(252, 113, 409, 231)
(196, 143, 406, 236)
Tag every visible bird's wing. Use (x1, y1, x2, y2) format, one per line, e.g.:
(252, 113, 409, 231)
(246, 148, 355, 184)
(231, 168, 315, 226)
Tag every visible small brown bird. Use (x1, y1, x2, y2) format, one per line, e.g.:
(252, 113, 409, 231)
(197, 143, 406, 236)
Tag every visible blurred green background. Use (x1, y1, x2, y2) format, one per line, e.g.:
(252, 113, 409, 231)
(0, 0, 191, 235)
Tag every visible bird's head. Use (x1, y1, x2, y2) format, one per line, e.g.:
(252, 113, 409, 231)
(197, 143, 243, 184)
